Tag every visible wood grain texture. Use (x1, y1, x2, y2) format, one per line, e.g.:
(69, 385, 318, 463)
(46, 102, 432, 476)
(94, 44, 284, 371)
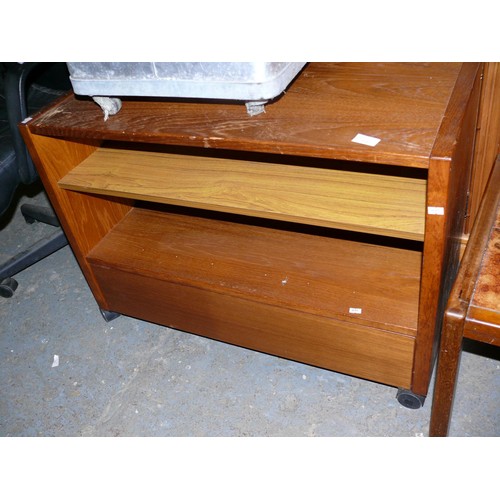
(89, 217, 416, 389)
(430, 156, 500, 436)
(87, 207, 422, 335)
(28, 63, 463, 168)
(22, 62, 480, 399)
(449, 157, 500, 327)
(411, 63, 481, 395)
(92, 265, 414, 388)
(466, 205, 500, 343)
(429, 307, 466, 436)
(60, 147, 427, 240)
(468, 63, 500, 231)
(19, 127, 133, 308)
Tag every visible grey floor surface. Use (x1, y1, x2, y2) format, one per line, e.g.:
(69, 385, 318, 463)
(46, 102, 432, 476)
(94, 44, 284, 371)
(1, 185, 499, 438)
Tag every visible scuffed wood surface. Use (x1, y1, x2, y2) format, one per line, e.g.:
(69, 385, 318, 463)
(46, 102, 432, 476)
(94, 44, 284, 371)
(29, 63, 463, 168)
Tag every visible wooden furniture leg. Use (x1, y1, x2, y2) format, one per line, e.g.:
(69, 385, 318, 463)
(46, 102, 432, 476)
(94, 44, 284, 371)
(429, 155, 500, 437)
(429, 310, 466, 436)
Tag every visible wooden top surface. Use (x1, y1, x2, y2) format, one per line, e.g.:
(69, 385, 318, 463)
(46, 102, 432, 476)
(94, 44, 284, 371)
(28, 62, 467, 169)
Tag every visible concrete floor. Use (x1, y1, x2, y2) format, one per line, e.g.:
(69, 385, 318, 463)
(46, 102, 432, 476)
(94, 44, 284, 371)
(1, 184, 499, 437)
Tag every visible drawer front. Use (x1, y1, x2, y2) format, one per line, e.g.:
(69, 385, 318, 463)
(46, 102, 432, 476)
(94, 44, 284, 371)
(91, 264, 415, 389)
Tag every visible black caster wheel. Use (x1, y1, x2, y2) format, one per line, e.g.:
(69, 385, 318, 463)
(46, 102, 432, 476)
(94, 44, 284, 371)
(396, 388, 426, 409)
(0, 277, 19, 298)
(100, 308, 120, 322)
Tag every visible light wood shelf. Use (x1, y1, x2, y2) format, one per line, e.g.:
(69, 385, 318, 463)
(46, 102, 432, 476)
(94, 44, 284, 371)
(59, 147, 427, 241)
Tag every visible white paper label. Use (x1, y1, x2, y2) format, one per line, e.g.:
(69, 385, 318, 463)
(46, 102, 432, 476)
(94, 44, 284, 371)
(427, 206, 445, 215)
(352, 133, 381, 147)
(349, 307, 362, 314)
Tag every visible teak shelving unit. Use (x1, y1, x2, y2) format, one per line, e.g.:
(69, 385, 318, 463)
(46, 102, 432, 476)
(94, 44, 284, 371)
(21, 63, 483, 404)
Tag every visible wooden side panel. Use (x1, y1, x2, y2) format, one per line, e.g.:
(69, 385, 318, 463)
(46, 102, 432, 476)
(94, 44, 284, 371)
(468, 62, 500, 231)
(415, 157, 454, 395)
(20, 126, 133, 307)
(412, 63, 482, 395)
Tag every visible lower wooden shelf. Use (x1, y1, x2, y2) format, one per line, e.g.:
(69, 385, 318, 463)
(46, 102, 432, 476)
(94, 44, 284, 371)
(87, 205, 422, 387)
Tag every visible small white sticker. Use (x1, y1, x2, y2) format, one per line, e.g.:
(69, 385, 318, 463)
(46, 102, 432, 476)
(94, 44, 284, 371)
(352, 133, 381, 147)
(21, 116, 33, 124)
(427, 206, 445, 215)
(349, 307, 362, 314)
(51, 354, 59, 368)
